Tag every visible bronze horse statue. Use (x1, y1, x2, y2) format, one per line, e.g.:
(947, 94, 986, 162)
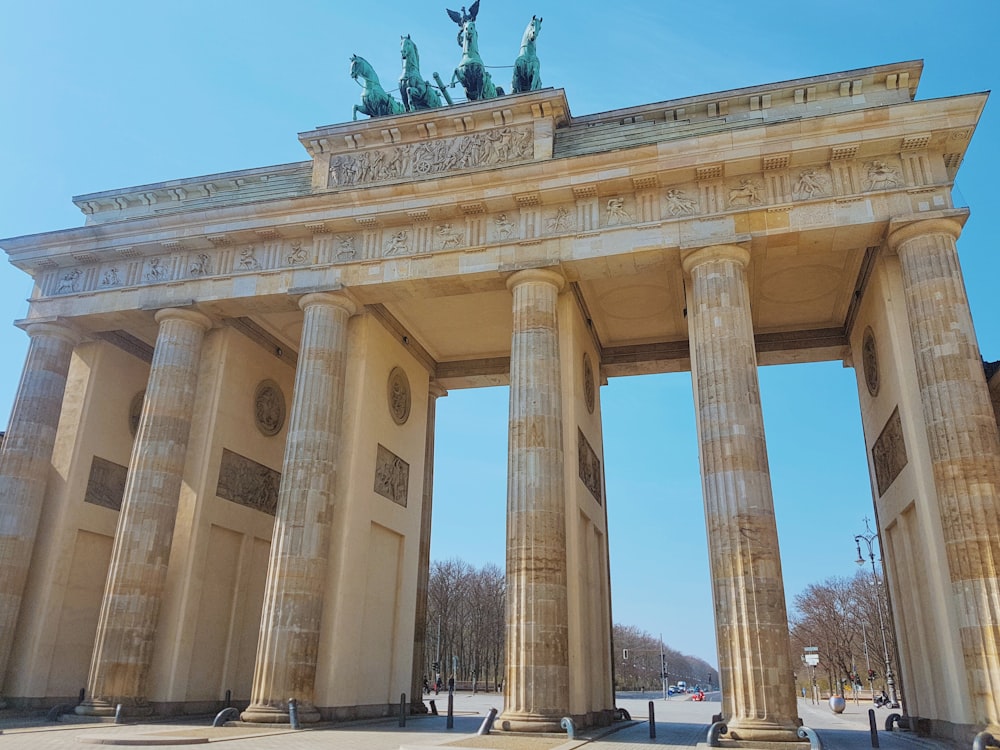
(350, 54, 405, 120)
(448, 1, 503, 101)
(399, 35, 443, 111)
(512, 15, 542, 93)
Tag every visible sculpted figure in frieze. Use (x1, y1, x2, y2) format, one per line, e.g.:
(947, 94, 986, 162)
(511, 15, 542, 93)
(664, 188, 698, 216)
(101, 268, 121, 287)
(384, 230, 410, 256)
(351, 54, 406, 120)
(606, 197, 631, 226)
(238, 246, 261, 271)
(864, 160, 902, 191)
(728, 178, 762, 206)
(56, 268, 82, 294)
(189, 253, 211, 276)
(494, 212, 518, 240)
(546, 206, 572, 232)
(286, 242, 308, 265)
(436, 223, 465, 249)
(337, 235, 357, 259)
(145, 257, 168, 282)
(792, 168, 829, 200)
(399, 35, 444, 112)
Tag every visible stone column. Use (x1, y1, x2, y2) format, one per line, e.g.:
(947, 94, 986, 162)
(889, 218, 1000, 732)
(500, 269, 569, 733)
(76, 308, 212, 716)
(681, 245, 799, 742)
(0, 321, 79, 694)
(242, 292, 356, 724)
(410, 382, 446, 713)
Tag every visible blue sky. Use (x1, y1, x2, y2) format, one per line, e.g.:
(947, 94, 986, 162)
(2, 1, 998, 665)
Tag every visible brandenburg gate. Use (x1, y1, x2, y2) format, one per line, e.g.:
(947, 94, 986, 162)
(1, 58, 998, 744)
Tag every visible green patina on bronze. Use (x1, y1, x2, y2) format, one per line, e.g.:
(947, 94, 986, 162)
(350, 1, 544, 119)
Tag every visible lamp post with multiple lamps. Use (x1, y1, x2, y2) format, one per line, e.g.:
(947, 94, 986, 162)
(854, 518, 899, 708)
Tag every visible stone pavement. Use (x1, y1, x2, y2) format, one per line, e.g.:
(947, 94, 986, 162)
(0, 694, 959, 750)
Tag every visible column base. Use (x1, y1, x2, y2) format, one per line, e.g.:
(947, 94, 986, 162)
(496, 711, 566, 733)
(75, 698, 153, 717)
(240, 701, 321, 724)
(725, 718, 803, 743)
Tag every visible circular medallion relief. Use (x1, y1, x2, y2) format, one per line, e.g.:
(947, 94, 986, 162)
(129, 390, 145, 437)
(388, 367, 411, 425)
(254, 380, 286, 436)
(862, 328, 879, 397)
(583, 353, 596, 414)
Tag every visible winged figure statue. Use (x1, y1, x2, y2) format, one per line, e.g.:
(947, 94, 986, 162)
(446, 0, 479, 25)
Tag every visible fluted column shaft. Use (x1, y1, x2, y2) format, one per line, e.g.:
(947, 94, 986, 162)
(501, 269, 569, 732)
(78, 308, 212, 715)
(242, 292, 356, 724)
(410, 382, 447, 713)
(0, 322, 79, 692)
(682, 245, 799, 741)
(890, 219, 1000, 730)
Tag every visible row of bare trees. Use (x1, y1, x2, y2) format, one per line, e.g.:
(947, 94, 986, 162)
(421, 559, 506, 689)
(421, 559, 720, 694)
(789, 570, 899, 697)
(612, 624, 717, 692)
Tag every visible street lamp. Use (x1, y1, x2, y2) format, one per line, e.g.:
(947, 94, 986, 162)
(854, 518, 899, 707)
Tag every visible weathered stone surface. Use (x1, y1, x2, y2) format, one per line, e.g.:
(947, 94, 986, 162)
(683, 244, 800, 742)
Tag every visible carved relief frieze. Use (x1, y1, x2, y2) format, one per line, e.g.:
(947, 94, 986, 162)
(863, 160, 903, 192)
(216, 448, 281, 515)
(577, 428, 602, 504)
(383, 230, 410, 257)
(84, 455, 128, 511)
(237, 246, 261, 271)
(605, 197, 632, 226)
(583, 353, 595, 414)
(664, 188, 698, 217)
(862, 327, 880, 397)
(792, 168, 830, 200)
(872, 407, 907, 496)
(336, 235, 357, 260)
(327, 125, 534, 189)
(493, 213, 519, 241)
(286, 241, 308, 265)
(728, 178, 763, 207)
(374, 443, 409, 507)
(189, 253, 212, 276)
(100, 267, 122, 287)
(55, 269, 82, 294)
(435, 223, 465, 250)
(546, 206, 573, 233)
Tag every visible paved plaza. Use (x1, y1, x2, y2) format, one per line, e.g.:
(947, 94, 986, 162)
(0, 694, 956, 750)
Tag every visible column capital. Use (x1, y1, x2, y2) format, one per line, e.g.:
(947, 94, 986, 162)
(681, 244, 750, 276)
(887, 217, 963, 251)
(505, 268, 565, 293)
(21, 320, 81, 346)
(153, 307, 213, 330)
(298, 291, 358, 316)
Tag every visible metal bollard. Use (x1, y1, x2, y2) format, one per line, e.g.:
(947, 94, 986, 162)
(707, 721, 728, 747)
(399, 693, 407, 727)
(561, 717, 576, 739)
(288, 698, 300, 730)
(648, 700, 656, 739)
(114, 704, 124, 724)
(213, 707, 239, 727)
(885, 713, 902, 732)
(78, 688, 86, 705)
(477, 707, 498, 735)
(868, 708, 880, 748)
(797, 726, 824, 750)
(225, 689, 231, 707)
(429, 699, 438, 715)
(973, 731, 998, 750)
(447, 693, 454, 729)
